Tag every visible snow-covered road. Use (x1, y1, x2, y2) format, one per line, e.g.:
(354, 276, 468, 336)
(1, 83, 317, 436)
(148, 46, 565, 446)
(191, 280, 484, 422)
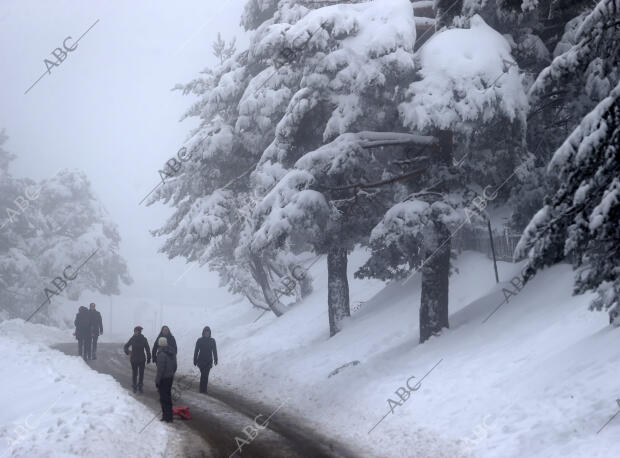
(54, 342, 358, 458)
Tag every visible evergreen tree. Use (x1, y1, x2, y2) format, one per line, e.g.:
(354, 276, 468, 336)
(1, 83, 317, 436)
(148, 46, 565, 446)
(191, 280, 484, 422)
(515, 81, 620, 318)
(359, 15, 527, 342)
(0, 135, 132, 322)
(250, 0, 418, 335)
(508, 0, 618, 230)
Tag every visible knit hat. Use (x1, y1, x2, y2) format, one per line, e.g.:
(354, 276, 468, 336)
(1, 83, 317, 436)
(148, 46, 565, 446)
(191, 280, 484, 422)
(134, 326, 143, 333)
(158, 337, 168, 347)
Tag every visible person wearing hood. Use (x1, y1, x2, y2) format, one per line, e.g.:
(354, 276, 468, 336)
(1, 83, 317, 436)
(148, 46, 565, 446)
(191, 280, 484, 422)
(74, 306, 91, 361)
(124, 326, 151, 394)
(152, 325, 177, 364)
(193, 326, 218, 394)
(155, 336, 177, 423)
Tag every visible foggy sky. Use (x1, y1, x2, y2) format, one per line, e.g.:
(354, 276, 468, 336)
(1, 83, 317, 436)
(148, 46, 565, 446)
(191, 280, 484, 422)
(0, 0, 249, 308)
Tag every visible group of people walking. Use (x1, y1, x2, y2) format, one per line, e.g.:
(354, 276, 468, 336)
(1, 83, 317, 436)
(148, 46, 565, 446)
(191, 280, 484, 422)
(123, 325, 218, 423)
(72, 306, 219, 424)
(73, 303, 103, 361)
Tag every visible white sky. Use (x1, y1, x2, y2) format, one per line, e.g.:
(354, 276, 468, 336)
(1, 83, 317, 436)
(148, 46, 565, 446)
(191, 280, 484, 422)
(0, 0, 249, 307)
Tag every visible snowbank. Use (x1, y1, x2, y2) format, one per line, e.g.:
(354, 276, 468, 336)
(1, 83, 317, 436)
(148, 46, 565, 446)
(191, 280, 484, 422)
(0, 319, 178, 458)
(170, 249, 619, 457)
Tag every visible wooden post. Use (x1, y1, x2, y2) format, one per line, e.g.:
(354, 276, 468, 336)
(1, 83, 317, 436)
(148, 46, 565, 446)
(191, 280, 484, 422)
(487, 218, 499, 283)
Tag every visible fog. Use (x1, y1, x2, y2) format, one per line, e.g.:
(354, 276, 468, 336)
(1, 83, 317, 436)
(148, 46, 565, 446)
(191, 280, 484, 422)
(0, 0, 248, 312)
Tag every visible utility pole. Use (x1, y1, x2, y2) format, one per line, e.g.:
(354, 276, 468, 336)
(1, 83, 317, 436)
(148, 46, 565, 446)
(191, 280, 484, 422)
(487, 218, 500, 283)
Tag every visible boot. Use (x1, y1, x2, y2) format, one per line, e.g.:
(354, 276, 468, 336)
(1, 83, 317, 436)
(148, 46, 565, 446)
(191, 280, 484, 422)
(132, 386, 137, 394)
(138, 385, 143, 393)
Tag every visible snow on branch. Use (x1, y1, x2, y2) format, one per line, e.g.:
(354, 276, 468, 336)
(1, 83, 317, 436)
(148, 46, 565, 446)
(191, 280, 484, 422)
(529, 0, 620, 104)
(355, 131, 438, 148)
(400, 15, 527, 132)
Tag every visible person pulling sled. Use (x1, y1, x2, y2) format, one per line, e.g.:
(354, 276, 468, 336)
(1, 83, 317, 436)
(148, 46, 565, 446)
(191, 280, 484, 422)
(155, 336, 177, 423)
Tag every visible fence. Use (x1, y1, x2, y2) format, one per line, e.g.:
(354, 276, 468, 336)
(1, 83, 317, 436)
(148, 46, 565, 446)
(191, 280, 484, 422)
(453, 226, 522, 263)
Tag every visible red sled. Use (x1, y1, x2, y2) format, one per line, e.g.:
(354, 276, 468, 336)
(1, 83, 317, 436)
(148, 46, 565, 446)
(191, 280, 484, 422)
(172, 405, 191, 420)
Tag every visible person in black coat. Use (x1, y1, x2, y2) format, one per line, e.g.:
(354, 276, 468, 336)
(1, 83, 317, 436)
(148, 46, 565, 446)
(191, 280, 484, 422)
(73, 306, 85, 356)
(88, 302, 103, 360)
(124, 326, 151, 393)
(152, 325, 177, 364)
(193, 326, 218, 394)
(74, 306, 91, 361)
(155, 337, 177, 423)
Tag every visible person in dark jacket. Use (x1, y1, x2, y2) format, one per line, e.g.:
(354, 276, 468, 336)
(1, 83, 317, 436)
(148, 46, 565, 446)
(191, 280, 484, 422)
(155, 337, 177, 423)
(74, 306, 91, 361)
(152, 325, 177, 364)
(193, 326, 218, 394)
(124, 326, 151, 393)
(73, 306, 85, 356)
(88, 302, 103, 360)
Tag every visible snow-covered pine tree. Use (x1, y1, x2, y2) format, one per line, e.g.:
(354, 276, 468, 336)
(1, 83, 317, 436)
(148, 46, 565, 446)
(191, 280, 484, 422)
(250, 0, 418, 336)
(252, 131, 438, 335)
(148, 136, 296, 316)
(359, 15, 528, 343)
(510, 0, 619, 230)
(28, 170, 132, 304)
(515, 82, 619, 320)
(151, 0, 327, 317)
(0, 137, 131, 322)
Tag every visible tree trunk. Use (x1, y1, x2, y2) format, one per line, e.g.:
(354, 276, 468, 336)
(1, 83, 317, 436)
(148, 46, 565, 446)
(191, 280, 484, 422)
(419, 129, 452, 343)
(435, 0, 462, 30)
(249, 253, 285, 317)
(327, 247, 350, 337)
(419, 222, 451, 343)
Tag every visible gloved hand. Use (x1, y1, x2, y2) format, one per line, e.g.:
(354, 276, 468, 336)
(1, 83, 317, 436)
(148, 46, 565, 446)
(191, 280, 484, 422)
(193, 361, 197, 367)
(214, 360, 218, 366)
(155, 383, 159, 389)
(124, 350, 130, 356)
(147, 357, 151, 364)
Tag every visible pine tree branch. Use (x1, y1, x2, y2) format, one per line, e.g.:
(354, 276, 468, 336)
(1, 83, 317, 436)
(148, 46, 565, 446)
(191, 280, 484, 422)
(314, 167, 426, 191)
(220, 163, 257, 190)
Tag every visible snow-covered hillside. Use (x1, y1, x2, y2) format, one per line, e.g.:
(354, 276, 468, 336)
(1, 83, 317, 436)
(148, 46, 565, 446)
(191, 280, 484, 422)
(168, 249, 619, 457)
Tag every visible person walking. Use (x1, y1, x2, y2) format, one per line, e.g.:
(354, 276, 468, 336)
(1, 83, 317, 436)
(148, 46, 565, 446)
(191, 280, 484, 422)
(73, 306, 86, 357)
(155, 337, 177, 423)
(152, 325, 177, 364)
(88, 302, 103, 360)
(123, 326, 151, 394)
(193, 326, 218, 394)
(74, 306, 91, 361)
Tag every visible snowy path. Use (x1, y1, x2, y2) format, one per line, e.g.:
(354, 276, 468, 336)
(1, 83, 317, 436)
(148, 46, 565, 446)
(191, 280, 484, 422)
(54, 343, 358, 458)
